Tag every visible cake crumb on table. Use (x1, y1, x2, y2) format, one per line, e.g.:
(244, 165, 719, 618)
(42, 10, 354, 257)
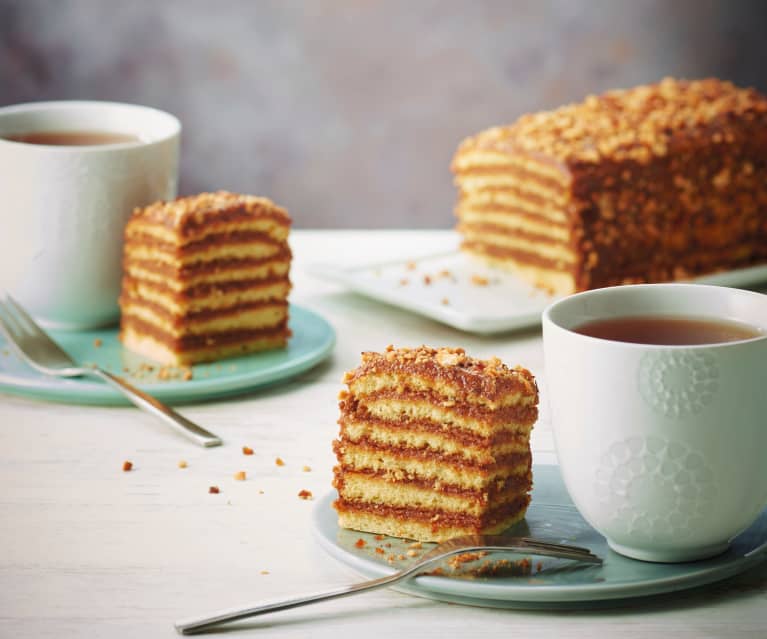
(178, 460, 188, 469)
(242, 446, 254, 455)
(275, 457, 285, 466)
(441, 297, 450, 306)
(122, 461, 133, 472)
(301, 465, 311, 472)
(406, 261, 417, 271)
(260, 570, 269, 575)
(298, 489, 313, 500)
(399, 278, 409, 286)
(471, 274, 490, 286)
(209, 486, 220, 494)
(234, 471, 246, 481)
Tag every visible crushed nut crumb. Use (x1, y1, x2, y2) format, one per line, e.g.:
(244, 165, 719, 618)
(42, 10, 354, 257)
(275, 457, 285, 466)
(209, 486, 220, 494)
(298, 489, 313, 500)
(234, 471, 246, 481)
(471, 274, 490, 286)
(242, 446, 254, 455)
(302, 465, 311, 472)
(122, 461, 133, 472)
(178, 460, 188, 469)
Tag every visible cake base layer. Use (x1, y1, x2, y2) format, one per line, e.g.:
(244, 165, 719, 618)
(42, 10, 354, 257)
(121, 327, 288, 365)
(334, 495, 530, 542)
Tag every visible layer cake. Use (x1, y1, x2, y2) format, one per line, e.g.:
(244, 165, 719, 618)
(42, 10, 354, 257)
(452, 77, 767, 294)
(119, 191, 292, 365)
(333, 346, 538, 542)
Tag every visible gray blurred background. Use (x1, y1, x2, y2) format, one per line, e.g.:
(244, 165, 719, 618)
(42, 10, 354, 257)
(2, 0, 766, 228)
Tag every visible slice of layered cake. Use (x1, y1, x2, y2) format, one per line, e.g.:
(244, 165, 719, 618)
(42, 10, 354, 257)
(333, 346, 538, 542)
(452, 77, 767, 294)
(119, 191, 292, 365)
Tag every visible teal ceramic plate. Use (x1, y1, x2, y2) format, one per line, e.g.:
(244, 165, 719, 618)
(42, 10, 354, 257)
(313, 465, 767, 608)
(0, 304, 335, 405)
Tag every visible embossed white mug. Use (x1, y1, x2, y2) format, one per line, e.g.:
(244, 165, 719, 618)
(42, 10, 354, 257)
(542, 283, 767, 562)
(0, 101, 180, 329)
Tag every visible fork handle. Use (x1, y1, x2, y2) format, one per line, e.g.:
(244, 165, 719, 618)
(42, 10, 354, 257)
(89, 368, 222, 447)
(175, 573, 399, 634)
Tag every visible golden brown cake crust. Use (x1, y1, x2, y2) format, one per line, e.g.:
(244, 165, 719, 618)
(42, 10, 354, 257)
(454, 77, 767, 167)
(128, 190, 291, 235)
(344, 345, 538, 404)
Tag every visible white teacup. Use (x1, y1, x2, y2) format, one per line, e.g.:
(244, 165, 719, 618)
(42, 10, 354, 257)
(0, 101, 180, 330)
(542, 284, 767, 562)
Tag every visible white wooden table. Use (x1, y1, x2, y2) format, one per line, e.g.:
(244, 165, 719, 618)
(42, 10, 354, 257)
(1, 230, 765, 638)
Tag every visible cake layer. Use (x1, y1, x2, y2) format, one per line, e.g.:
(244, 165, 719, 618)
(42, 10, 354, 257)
(451, 146, 571, 183)
(334, 444, 531, 491)
(457, 223, 575, 264)
(121, 315, 288, 349)
(456, 208, 571, 242)
(339, 415, 532, 460)
(457, 188, 570, 224)
(350, 393, 535, 437)
(125, 191, 291, 241)
(121, 276, 290, 315)
(121, 302, 287, 338)
(127, 214, 290, 247)
(455, 173, 567, 206)
(124, 233, 285, 267)
(121, 326, 288, 366)
(334, 495, 530, 542)
(345, 348, 538, 408)
(463, 243, 576, 294)
(334, 469, 530, 516)
(125, 251, 291, 290)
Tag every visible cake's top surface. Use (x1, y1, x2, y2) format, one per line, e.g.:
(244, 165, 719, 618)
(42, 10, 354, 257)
(457, 77, 767, 166)
(345, 345, 537, 402)
(130, 191, 291, 230)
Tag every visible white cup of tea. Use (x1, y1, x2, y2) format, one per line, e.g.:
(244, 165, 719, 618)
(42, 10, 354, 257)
(542, 283, 767, 562)
(0, 100, 180, 329)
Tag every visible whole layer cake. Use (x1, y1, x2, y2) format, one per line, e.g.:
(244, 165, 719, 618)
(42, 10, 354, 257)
(333, 346, 538, 542)
(119, 191, 292, 365)
(452, 77, 767, 294)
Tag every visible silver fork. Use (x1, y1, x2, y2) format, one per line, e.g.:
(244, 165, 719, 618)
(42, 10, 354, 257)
(174, 534, 602, 634)
(0, 295, 222, 447)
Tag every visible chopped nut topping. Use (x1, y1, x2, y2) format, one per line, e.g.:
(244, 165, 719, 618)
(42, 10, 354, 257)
(454, 78, 767, 166)
(355, 539, 366, 548)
